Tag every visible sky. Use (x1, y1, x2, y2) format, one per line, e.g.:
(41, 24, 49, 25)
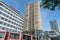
(3, 0, 60, 31)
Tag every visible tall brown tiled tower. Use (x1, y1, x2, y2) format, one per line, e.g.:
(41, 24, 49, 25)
(24, 2, 42, 35)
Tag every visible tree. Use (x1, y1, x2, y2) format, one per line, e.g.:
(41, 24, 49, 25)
(41, 0, 60, 10)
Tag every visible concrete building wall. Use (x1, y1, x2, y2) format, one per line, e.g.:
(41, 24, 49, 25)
(0, 1, 24, 40)
(0, 1, 23, 33)
(24, 2, 42, 31)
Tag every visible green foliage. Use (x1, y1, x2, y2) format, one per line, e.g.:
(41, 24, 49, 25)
(41, 0, 60, 10)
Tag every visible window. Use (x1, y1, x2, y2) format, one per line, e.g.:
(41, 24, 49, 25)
(15, 20, 16, 21)
(10, 33, 15, 39)
(11, 25, 13, 27)
(8, 20, 11, 22)
(4, 23, 7, 25)
(0, 32, 5, 38)
(0, 21, 3, 24)
(6, 15, 9, 17)
(1, 17, 4, 20)
(9, 17, 12, 19)
(23, 35, 31, 40)
(10, 14, 13, 16)
(0, 26, 2, 29)
(14, 23, 16, 25)
(2, 27, 5, 30)
(0, 7, 3, 11)
(5, 28, 9, 31)
(15, 17, 17, 19)
(10, 33, 19, 39)
(11, 22, 13, 24)
(16, 23, 18, 25)
(12, 19, 14, 20)
(8, 12, 10, 14)
(7, 24, 10, 26)
(18, 28, 21, 30)
(14, 27, 16, 29)
(15, 34, 19, 39)
(2, 13, 6, 16)
(5, 19, 8, 21)
(0, 12, 2, 14)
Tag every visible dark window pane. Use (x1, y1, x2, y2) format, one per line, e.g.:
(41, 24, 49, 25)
(4, 23, 6, 25)
(23, 35, 31, 40)
(0, 32, 5, 38)
(1, 17, 4, 20)
(0, 21, 3, 24)
(10, 33, 19, 39)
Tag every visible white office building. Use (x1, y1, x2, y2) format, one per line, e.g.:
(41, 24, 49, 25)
(0, 1, 23, 33)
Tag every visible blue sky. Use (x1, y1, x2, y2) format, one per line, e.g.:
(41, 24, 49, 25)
(3, 0, 60, 31)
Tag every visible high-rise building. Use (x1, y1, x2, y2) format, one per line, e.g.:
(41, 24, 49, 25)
(50, 20, 59, 32)
(0, 1, 24, 39)
(24, 2, 42, 35)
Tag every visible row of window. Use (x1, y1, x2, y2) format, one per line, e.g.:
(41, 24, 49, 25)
(0, 3, 23, 20)
(0, 26, 18, 32)
(0, 7, 23, 21)
(0, 7, 23, 22)
(0, 3, 23, 32)
(0, 11, 23, 25)
(0, 16, 23, 27)
(0, 21, 22, 30)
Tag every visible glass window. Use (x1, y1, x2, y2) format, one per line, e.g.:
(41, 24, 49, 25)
(2, 13, 6, 16)
(0, 26, 1, 29)
(6, 28, 9, 31)
(15, 20, 16, 21)
(4, 23, 7, 25)
(6, 15, 9, 17)
(0, 32, 5, 38)
(23, 35, 31, 40)
(5, 19, 8, 21)
(16, 24, 18, 25)
(8, 12, 10, 14)
(2, 27, 5, 30)
(0, 7, 3, 11)
(14, 23, 16, 25)
(15, 17, 17, 18)
(8, 20, 11, 22)
(0, 21, 3, 24)
(9, 17, 12, 19)
(15, 34, 19, 39)
(1, 17, 4, 20)
(11, 25, 13, 27)
(11, 22, 13, 24)
(10, 33, 19, 39)
(10, 14, 13, 16)
(10, 33, 15, 39)
(0, 12, 2, 14)
(14, 27, 16, 29)
(12, 19, 14, 20)
(18, 28, 21, 30)
(7, 24, 10, 26)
